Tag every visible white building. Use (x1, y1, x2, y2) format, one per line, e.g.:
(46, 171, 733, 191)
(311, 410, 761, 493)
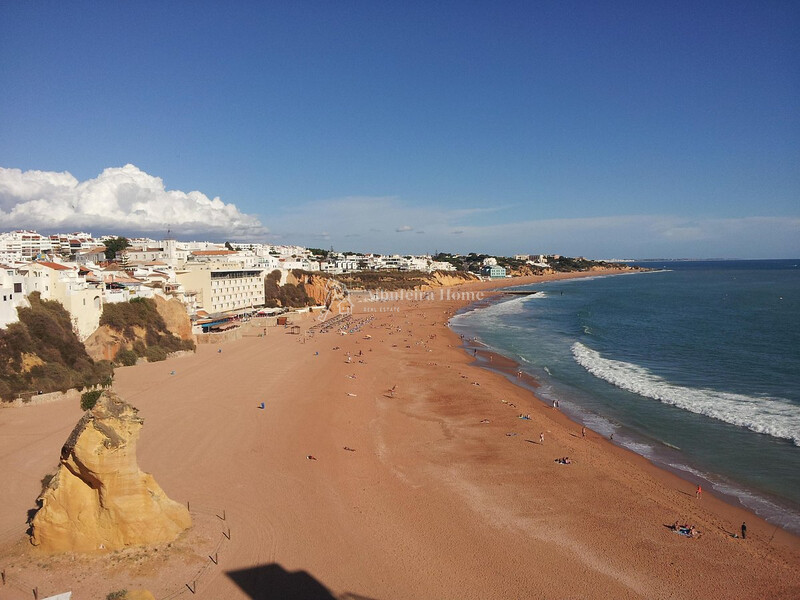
(0, 265, 27, 329)
(0, 230, 54, 259)
(428, 261, 456, 272)
(175, 260, 266, 315)
(278, 257, 320, 271)
(75, 246, 107, 264)
(18, 261, 103, 340)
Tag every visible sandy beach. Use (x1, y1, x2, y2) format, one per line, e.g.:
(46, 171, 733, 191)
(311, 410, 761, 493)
(1, 269, 799, 599)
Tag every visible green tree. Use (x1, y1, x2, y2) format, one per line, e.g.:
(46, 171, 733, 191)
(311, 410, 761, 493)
(307, 248, 329, 259)
(225, 241, 234, 250)
(104, 237, 129, 260)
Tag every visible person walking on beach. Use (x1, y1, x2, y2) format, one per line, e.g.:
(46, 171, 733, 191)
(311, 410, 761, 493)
(581, 426, 586, 438)
(741, 522, 747, 539)
(696, 485, 703, 499)
(539, 432, 545, 444)
(389, 385, 397, 398)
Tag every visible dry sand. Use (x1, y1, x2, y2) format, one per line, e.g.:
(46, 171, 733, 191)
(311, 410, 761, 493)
(1, 269, 799, 599)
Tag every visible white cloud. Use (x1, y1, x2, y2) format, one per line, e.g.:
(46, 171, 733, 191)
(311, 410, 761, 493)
(395, 225, 414, 232)
(0, 164, 266, 239)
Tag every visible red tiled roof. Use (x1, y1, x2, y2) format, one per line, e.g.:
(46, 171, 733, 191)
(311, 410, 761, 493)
(35, 261, 72, 271)
(103, 273, 142, 284)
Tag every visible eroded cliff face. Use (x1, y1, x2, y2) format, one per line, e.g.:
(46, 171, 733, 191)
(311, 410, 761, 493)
(30, 391, 191, 553)
(296, 273, 330, 305)
(153, 295, 193, 340)
(295, 271, 479, 304)
(83, 325, 132, 362)
(84, 295, 194, 362)
(419, 271, 478, 288)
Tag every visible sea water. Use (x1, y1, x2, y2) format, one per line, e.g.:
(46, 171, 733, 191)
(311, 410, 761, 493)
(450, 260, 800, 533)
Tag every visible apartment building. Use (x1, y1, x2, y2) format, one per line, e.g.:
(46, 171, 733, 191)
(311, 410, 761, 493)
(175, 260, 265, 315)
(18, 261, 103, 340)
(0, 266, 27, 328)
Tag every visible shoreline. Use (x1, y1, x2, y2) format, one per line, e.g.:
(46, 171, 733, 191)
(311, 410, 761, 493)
(1, 266, 798, 599)
(451, 288, 800, 536)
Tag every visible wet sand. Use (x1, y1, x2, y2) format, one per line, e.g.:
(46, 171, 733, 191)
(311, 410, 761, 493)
(1, 269, 798, 599)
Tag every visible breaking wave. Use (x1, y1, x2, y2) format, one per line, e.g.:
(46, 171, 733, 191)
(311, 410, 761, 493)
(450, 293, 545, 329)
(571, 342, 800, 446)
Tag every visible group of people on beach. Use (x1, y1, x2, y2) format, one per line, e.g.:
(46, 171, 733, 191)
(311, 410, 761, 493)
(671, 521, 702, 538)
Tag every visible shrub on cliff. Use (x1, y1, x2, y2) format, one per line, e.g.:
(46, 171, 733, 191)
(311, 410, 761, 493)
(132, 339, 146, 357)
(115, 348, 138, 366)
(81, 389, 102, 410)
(0, 293, 113, 401)
(264, 270, 313, 308)
(145, 346, 168, 362)
(101, 297, 168, 337)
(101, 297, 195, 359)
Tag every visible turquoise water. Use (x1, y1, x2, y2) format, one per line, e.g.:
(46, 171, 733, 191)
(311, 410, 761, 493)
(450, 260, 800, 532)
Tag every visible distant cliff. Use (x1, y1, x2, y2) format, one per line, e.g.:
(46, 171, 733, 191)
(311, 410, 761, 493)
(292, 270, 478, 305)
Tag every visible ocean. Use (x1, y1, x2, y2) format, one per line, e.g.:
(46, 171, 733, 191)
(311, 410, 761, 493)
(449, 260, 800, 533)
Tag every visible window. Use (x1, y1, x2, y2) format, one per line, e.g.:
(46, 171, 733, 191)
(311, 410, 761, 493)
(14, 283, 21, 293)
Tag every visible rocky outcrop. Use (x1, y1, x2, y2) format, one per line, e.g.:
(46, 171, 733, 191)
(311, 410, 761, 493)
(153, 295, 193, 340)
(30, 391, 191, 552)
(83, 324, 129, 362)
(293, 273, 331, 305)
(121, 591, 156, 600)
(84, 295, 194, 362)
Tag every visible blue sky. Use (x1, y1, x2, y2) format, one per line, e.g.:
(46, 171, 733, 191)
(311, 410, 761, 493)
(1, 1, 798, 258)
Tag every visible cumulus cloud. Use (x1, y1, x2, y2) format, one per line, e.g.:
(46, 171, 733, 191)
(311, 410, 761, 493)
(0, 164, 267, 239)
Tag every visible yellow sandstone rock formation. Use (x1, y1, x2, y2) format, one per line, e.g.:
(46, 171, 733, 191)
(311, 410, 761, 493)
(30, 392, 191, 552)
(121, 591, 157, 600)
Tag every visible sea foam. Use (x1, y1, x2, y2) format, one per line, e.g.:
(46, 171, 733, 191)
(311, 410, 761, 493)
(450, 294, 543, 328)
(571, 342, 800, 446)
